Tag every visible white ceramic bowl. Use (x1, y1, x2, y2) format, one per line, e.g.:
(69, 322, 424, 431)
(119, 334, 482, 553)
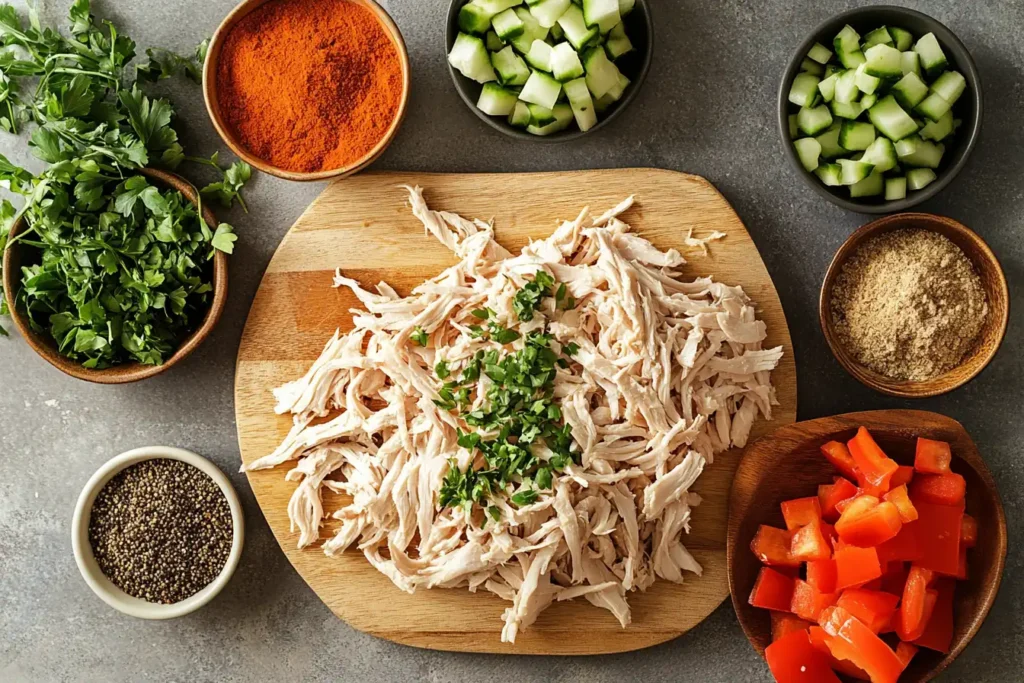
(72, 446, 245, 619)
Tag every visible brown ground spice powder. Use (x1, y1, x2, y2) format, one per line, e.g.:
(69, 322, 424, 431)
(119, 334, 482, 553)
(831, 229, 988, 382)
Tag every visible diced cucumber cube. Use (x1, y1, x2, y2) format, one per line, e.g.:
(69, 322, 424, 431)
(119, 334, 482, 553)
(788, 72, 821, 108)
(930, 70, 967, 106)
(618, 0, 636, 15)
(834, 25, 866, 68)
(449, 32, 497, 83)
(520, 70, 562, 109)
(863, 27, 894, 48)
(831, 99, 864, 120)
(901, 51, 921, 76)
(794, 138, 822, 172)
(864, 43, 903, 78)
(605, 71, 629, 100)
(526, 39, 554, 71)
(551, 42, 585, 81)
(860, 136, 898, 173)
(807, 42, 833, 64)
(888, 27, 913, 51)
(797, 105, 834, 136)
(815, 123, 845, 159)
(834, 69, 859, 104)
(885, 176, 907, 200)
(868, 95, 919, 140)
(459, 1, 497, 34)
(527, 102, 556, 125)
(477, 83, 519, 116)
(896, 135, 944, 168)
(839, 159, 875, 185)
(491, 46, 531, 86)
(891, 72, 929, 110)
(815, 163, 843, 186)
(564, 77, 598, 131)
(583, 0, 621, 33)
(550, 22, 564, 40)
(818, 72, 838, 102)
(530, 0, 571, 29)
(583, 46, 621, 98)
(860, 93, 878, 109)
(914, 33, 948, 77)
(485, 30, 505, 52)
(850, 171, 885, 197)
(477, 0, 523, 12)
(557, 5, 598, 50)
(907, 167, 938, 191)
(492, 8, 525, 40)
(855, 63, 881, 95)
(508, 100, 532, 127)
(605, 22, 634, 59)
(920, 110, 955, 141)
(801, 58, 825, 76)
(788, 114, 799, 139)
(527, 102, 573, 135)
(510, 7, 549, 54)
(839, 120, 876, 151)
(915, 92, 953, 122)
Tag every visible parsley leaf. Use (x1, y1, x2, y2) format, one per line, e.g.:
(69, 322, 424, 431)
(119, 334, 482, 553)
(411, 326, 428, 346)
(211, 223, 237, 254)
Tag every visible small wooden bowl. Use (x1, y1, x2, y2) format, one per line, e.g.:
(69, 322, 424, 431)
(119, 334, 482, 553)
(727, 410, 1007, 683)
(820, 213, 1009, 398)
(203, 0, 411, 182)
(2, 168, 228, 384)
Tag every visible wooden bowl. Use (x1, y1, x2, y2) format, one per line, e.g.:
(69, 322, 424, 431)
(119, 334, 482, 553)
(820, 213, 1009, 398)
(2, 168, 228, 384)
(203, 0, 411, 181)
(727, 410, 1007, 683)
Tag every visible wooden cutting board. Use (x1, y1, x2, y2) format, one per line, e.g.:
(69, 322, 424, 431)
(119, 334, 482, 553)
(234, 169, 797, 654)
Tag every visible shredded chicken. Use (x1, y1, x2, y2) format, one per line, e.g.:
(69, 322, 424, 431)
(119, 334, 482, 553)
(244, 187, 782, 641)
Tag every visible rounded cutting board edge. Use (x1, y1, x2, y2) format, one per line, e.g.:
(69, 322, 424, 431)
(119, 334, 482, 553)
(234, 169, 797, 655)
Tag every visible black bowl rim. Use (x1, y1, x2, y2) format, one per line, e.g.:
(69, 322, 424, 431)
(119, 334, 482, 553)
(445, 0, 654, 143)
(777, 5, 984, 214)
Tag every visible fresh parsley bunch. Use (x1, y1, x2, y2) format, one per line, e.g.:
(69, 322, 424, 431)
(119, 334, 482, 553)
(0, 1, 250, 365)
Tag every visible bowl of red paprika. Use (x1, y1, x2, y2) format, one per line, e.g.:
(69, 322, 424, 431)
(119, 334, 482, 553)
(203, 0, 410, 181)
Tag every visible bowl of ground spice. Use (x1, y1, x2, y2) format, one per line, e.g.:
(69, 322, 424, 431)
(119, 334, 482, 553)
(204, 0, 410, 181)
(72, 446, 244, 619)
(820, 213, 1009, 398)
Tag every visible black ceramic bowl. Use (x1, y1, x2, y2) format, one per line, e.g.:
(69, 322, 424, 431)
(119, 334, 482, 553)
(779, 6, 982, 213)
(445, 0, 653, 142)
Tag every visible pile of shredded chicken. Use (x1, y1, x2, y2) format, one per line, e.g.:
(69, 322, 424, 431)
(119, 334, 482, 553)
(244, 187, 782, 642)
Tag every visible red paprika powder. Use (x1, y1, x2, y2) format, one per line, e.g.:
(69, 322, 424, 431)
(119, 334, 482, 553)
(215, 0, 403, 173)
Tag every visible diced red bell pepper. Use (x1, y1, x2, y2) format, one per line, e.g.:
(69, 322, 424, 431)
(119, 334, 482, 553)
(791, 579, 839, 622)
(883, 484, 919, 523)
(765, 628, 843, 683)
(820, 440, 859, 480)
(836, 498, 903, 547)
(910, 471, 966, 506)
(836, 589, 900, 634)
(817, 604, 852, 637)
(820, 477, 858, 522)
(821, 522, 837, 551)
(807, 559, 838, 594)
(876, 522, 922, 565)
(960, 513, 977, 548)
(830, 615, 906, 683)
(847, 427, 900, 490)
(908, 498, 964, 575)
(859, 578, 883, 591)
(790, 522, 832, 562)
(834, 545, 882, 591)
(895, 641, 919, 670)
(771, 612, 813, 642)
(808, 626, 871, 681)
(913, 577, 955, 653)
(751, 525, 801, 567)
(749, 567, 796, 612)
(889, 465, 915, 488)
(781, 496, 823, 531)
(879, 561, 909, 597)
(940, 547, 969, 580)
(915, 437, 952, 474)
(896, 565, 935, 641)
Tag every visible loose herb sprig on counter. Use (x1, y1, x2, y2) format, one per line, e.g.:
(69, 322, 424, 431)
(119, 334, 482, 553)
(0, 0, 250, 360)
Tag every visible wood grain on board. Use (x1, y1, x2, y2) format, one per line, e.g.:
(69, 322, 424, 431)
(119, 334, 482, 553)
(234, 169, 797, 654)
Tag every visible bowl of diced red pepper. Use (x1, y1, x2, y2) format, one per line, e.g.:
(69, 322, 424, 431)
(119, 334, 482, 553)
(727, 411, 1006, 683)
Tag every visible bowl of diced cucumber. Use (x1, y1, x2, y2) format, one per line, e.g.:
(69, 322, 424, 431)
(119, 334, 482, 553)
(446, 0, 652, 140)
(779, 6, 981, 213)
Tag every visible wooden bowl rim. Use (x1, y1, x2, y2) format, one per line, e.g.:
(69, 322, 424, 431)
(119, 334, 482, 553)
(1, 168, 228, 384)
(727, 409, 1008, 681)
(202, 0, 411, 182)
(819, 213, 1010, 398)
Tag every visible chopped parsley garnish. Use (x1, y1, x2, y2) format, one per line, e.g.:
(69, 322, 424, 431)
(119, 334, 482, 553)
(512, 270, 555, 322)
(411, 326, 428, 346)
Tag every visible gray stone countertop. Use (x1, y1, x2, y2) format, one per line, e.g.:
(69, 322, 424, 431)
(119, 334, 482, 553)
(1, 0, 1021, 681)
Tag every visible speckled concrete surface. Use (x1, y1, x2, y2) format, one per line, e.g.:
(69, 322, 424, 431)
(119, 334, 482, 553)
(1, 1, 1020, 681)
